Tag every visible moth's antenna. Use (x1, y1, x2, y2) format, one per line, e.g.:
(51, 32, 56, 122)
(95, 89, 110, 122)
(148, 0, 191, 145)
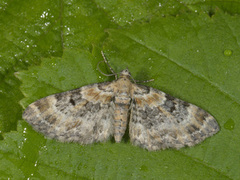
(97, 61, 117, 77)
(129, 74, 154, 84)
(135, 79, 154, 83)
(99, 51, 118, 79)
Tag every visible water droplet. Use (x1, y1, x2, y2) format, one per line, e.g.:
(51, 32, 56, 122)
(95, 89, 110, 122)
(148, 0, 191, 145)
(51, 62, 56, 67)
(23, 127, 27, 134)
(40, 11, 48, 18)
(224, 49, 232, 56)
(224, 119, 235, 130)
(45, 22, 50, 26)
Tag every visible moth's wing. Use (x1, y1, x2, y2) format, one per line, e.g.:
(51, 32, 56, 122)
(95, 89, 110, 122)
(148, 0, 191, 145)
(23, 82, 115, 144)
(130, 84, 220, 151)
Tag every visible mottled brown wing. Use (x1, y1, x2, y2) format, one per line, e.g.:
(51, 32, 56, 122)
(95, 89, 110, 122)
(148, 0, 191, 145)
(130, 84, 219, 151)
(23, 82, 115, 144)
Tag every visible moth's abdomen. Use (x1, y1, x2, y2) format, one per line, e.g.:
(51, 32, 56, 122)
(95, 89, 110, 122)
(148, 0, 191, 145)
(113, 96, 131, 142)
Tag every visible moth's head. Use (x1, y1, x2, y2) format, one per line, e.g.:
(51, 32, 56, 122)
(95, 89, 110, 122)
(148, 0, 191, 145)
(119, 68, 131, 78)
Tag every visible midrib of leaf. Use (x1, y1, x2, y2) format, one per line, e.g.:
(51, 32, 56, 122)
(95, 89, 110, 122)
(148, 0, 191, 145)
(177, 151, 230, 179)
(118, 28, 239, 107)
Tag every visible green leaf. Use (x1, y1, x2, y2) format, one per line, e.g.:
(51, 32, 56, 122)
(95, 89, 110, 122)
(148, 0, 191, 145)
(0, 120, 226, 179)
(94, 0, 189, 26)
(17, 49, 102, 108)
(1, 0, 240, 179)
(0, 0, 115, 133)
(0, 0, 64, 134)
(103, 11, 240, 178)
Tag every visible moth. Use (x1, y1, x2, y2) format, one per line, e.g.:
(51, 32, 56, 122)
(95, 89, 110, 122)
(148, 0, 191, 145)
(23, 52, 219, 151)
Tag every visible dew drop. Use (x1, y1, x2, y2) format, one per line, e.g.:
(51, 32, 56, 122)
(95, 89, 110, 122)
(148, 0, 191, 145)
(224, 49, 232, 56)
(34, 161, 38, 167)
(224, 119, 235, 130)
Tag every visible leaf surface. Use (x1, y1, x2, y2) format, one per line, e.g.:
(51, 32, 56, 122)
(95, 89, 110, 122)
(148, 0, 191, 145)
(1, 0, 240, 179)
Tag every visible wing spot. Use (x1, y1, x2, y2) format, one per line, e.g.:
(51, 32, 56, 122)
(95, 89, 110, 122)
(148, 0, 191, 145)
(66, 121, 82, 131)
(165, 94, 175, 101)
(69, 99, 76, 106)
(164, 99, 176, 113)
(55, 93, 63, 101)
(47, 115, 57, 124)
(35, 99, 50, 112)
(194, 108, 208, 125)
(182, 101, 190, 107)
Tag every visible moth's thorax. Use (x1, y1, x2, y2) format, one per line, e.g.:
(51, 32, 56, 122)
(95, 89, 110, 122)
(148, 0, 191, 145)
(114, 76, 132, 94)
(116, 69, 132, 93)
